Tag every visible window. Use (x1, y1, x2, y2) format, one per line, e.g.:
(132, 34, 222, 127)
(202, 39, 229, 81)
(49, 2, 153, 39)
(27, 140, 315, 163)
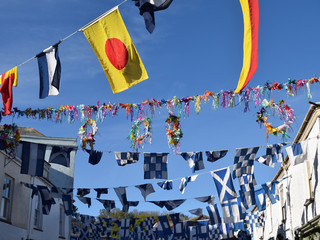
(34, 194, 42, 229)
(280, 186, 286, 223)
(306, 161, 314, 199)
(0, 175, 14, 220)
(59, 205, 65, 237)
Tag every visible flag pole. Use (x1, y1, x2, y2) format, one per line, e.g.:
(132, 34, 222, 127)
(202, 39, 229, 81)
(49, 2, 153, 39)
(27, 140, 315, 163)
(79, 0, 128, 31)
(26, 176, 35, 240)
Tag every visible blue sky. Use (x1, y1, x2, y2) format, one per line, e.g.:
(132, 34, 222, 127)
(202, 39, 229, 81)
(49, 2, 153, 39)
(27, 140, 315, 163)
(1, 0, 320, 217)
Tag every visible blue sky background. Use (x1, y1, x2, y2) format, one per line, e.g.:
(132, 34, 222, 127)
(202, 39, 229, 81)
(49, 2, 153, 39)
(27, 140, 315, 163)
(1, 0, 320, 217)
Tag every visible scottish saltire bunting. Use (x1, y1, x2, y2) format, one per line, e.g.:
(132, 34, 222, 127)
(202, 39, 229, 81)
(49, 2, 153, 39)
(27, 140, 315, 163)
(195, 195, 215, 205)
(179, 174, 199, 194)
(255, 188, 266, 211)
(115, 152, 139, 166)
(94, 188, 109, 198)
(261, 181, 280, 204)
(97, 199, 115, 212)
(206, 150, 228, 162)
(36, 43, 61, 99)
(286, 140, 308, 165)
(150, 199, 186, 211)
(77, 188, 90, 197)
(189, 208, 203, 216)
(135, 183, 155, 200)
(206, 204, 221, 225)
(233, 147, 259, 179)
(211, 167, 237, 203)
(157, 180, 173, 190)
(37, 185, 56, 215)
(77, 196, 92, 208)
(180, 152, 204, 173)
(144, 152, 169, 179)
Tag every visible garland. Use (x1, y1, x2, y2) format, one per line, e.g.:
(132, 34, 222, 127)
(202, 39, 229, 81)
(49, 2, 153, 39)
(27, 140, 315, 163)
(78, 118, 98, 151)
(165, 114, 183, 153)
(128, 117, 152, 151)
(0, 124, 21, 157)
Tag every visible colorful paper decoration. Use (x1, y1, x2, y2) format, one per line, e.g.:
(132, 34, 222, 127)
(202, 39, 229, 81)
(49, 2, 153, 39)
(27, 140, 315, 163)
(128, 117, 152, 151)
(165, 114, 183, 153)
(78, 118, 98, 151)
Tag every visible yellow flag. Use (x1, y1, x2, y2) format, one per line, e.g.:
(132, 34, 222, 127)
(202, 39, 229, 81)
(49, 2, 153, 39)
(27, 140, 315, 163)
(0, 66, 18, 87)
(83, 8, 148, 93)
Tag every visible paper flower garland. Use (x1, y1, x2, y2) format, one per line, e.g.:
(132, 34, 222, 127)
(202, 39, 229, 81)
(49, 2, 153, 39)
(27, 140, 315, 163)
(78, 118, 98, 151)
(165, 114, 183, 153)
(128, 117, 152, 151)
(0, 124, 21, 157)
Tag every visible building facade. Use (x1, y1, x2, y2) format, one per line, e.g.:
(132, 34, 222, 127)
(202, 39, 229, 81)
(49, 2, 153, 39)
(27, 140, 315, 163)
(253, 104, 320, 240)
(0, 127, 78, 240)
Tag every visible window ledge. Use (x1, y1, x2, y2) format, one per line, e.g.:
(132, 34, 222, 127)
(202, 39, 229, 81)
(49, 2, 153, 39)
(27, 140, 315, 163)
(33, 227, 43, 232)
(0, 217, 12, 225)
(58, 236, 66, 239)
(304, 197, 315, 207)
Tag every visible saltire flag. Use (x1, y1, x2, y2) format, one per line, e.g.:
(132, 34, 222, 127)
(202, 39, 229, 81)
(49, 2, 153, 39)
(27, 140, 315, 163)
(48, 145, 73, 167)
(83, 7, 148, 93)
(37, 185, 56, 215)
(114, 186, 139, 212)
(179, 174, 199, 194)
(20, 142, 46, 176)
(0, 66, 18, 115)
(195, 195, 215, 205)
(206, 150, 228, 163)
(36, 42, 61, 99)
(254, 188, 266, 211)
(211, 167, 237, 203)
(206, 204, 221, 225)
(233, 147, 259, 179)
(261, 181, 279, 204)
(235, 0, 259, 93)
(132, 0, 174, 33)
(286, 140, 308, 165)
(135, 183, 155, 200)
(189, 208, 203, 216)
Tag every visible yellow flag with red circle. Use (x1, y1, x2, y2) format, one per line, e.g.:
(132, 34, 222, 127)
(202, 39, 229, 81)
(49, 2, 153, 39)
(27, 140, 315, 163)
(83, 7, 148, 93)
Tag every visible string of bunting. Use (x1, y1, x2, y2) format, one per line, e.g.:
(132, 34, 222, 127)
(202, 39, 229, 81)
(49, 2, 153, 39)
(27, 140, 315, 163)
(8, 77, 317, 145)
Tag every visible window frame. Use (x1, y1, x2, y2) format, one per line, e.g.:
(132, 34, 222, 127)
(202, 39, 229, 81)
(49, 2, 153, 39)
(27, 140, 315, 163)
(0, 174, 14, 221)
(33, 193, 43, 230)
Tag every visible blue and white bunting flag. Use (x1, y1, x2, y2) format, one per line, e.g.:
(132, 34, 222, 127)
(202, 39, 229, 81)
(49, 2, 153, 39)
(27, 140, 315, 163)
(211, 167, 237, 203)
